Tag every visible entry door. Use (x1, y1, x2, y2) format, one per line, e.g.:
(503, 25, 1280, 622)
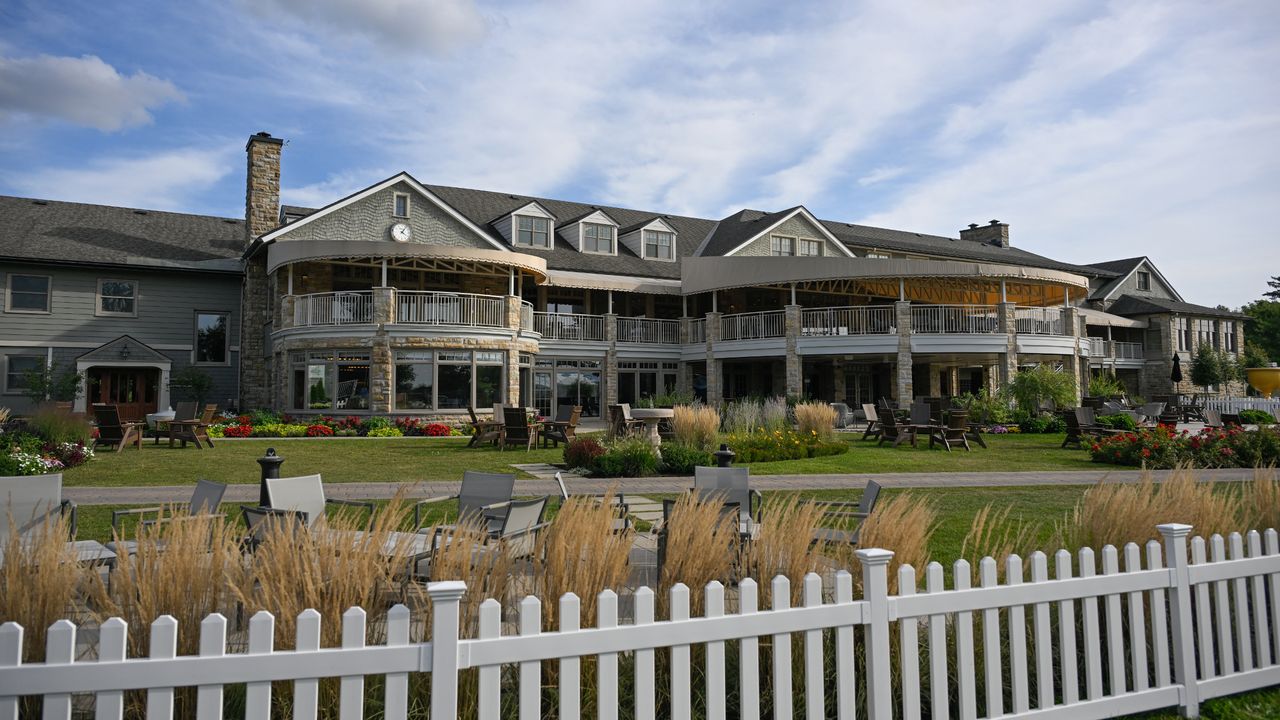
(89, 367, 159, 422)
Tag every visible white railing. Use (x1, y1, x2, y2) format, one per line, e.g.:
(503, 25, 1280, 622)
(293, 291, 373, 327)
(533, 312, 606, 341)
(1112, 341, 1144, 359)
(520, 300, 534, 331)
(720, 310, 785, 341)
(396, 291, 506, 328)
(688, 318, 705, 344)
(617, 317, 679, 344)
(1014, 307, 1065, 335)
(801, 305, 895, 336)
(5, 524, 1279, 720)
(911, 304, 1000, 334)
(1088, 337, 1105, 357)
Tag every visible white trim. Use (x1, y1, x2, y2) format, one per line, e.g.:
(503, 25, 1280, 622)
(508, 201, 556, 220)
(2, 353, 45, 395)
(392, 192, 411, 219)
(193, 310, 232, 366)
(4, 272, 52, 314)
(513, 214, 554, 249)
(0, 341, 195, 351)
(73, 359, 172, 414)
(579, 221, 617, 256)
(95, 278, 139, 318)
(1098, 257, 1185, 303)
(259, 173, 509, 251)
(722, 207, 856, 258)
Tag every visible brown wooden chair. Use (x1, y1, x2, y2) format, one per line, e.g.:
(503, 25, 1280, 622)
(169, 403, 217, 449)
(929, 410, 971, 452)
(860, 403, 882, 441)
(500, 407, 536, 451)
(878, 412, 917, 447)
(92, 404, 143, 452)
(542, 405, 581, 448)
(608, 404, 645, 437)
(466, 407, 502, 447)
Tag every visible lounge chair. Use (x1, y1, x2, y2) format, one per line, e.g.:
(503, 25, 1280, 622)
(107, 479, 227, 555)
(413, 470, 516, 533)
(466, 406, 502, 447)
(1203, 409, 1223, 428)
(929, 409, 972, 452)
(810, 479, 881, 546)
(693, 466, 761, 538)
(1136, 402, 1166, 425)
(910, 401, 936, 428)
(414, 496, 550, 581)
(542, 405, 581, 448)
(878, 412, 917, 448)
(169, 403, 217, 449)
(0, 473, 114, 566)
(1062, 408, 1121, 449)
(608, 404, 645, 437)
(500, 407, 536, 451)
(860, 403, 883, 441)
(92, 404, 143, 452)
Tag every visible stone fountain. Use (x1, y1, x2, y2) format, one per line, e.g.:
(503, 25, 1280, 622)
(1245, 365, 1280, 398)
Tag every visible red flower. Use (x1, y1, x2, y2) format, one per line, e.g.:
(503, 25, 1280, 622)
(223, 424, 253, 438)
(1142, 448, 1152, 458)
(306, 424, 334, 437)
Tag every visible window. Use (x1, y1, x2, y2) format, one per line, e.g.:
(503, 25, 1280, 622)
(393, 350, 506, 410)
(865, 251, 891, 259)
(582, 223, 614, 253)
(194, 312, 229, 364)
(644, 230, 674, 260)
(394, 351, 434, 410)
(770, 236, 795, 256)
(799, 239, 823, 257)
(516, 216, 550, 248)
(97, 279, 137, 316)
(289, 351, 370, 410)
(1224, 321, 1237, 353)
(1174, 317, 1189, 352)
(6, 274, 50, 313)
(1136, 271, 1151, 291)
(4, 355, 43, 394)
(393, 193, 410, 218)
(1195, 318, 1214, 348)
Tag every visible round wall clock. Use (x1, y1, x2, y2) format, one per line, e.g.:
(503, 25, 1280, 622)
(390, 223, 412, 242)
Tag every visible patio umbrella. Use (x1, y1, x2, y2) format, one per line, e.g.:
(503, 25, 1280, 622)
(1171, 354, 1183, 383)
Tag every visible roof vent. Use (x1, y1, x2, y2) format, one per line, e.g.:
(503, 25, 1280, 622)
(507, 194, 520, 200)
(222, 219, 239, 225)
(989, 219, 1000, 226)
(31, 200, 48, 206)
(132, 210, 148, 215)
(968, 223, 979, 230)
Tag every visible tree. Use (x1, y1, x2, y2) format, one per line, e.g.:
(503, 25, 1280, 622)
(1189, 343, 1229, 390)
(170, 366, 214, 407)
(1265, 275, 1280, 301)
(1243, 342, 1271, 369)
(1244, 298, 1280, 364)
(19, 362, 84, 405)
(1008, 364, 1077, 414)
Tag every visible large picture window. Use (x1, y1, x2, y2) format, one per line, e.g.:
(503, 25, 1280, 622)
(289, 350, 371, 410)
(194, 312, 229, 364)
(394, 350, 506, 411)
(97, 279, 137, 316)
(6, 274, 50, 313)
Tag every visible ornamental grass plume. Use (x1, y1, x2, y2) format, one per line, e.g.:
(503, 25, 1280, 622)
(1245, 466, 1280, 533)
(959, 504, 1042, 583)
(761, 396, 790, 432)
(740, 495, 833, 605)
(0, 511, 83, 663)
(658, 493, 737, 617)
(721, 399, 763, 434)
(533, 488, 632, 630)
(847, 492, 937, 594)
(794, 401, 837, 441)
(672, 404, 720, 451)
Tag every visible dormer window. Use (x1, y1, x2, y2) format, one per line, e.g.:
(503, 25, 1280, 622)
(517, 216, 550, 248)
(770, 236, 795, 256)
(644, 230, 673, 259)
(583, 223, 614, 254)
(1137, 271, 1151, 291)
(799, 239, 823, 257)
(393, 193, 410, 218)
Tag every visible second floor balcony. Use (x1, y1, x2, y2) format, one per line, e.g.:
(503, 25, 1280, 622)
(287, 290, 532, 333)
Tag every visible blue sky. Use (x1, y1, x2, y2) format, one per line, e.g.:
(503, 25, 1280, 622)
(1, 0, 1278, 307)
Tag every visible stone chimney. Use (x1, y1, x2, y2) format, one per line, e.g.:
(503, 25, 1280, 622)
(959, 219, 1009, 248)
(245, 131, 283, 244)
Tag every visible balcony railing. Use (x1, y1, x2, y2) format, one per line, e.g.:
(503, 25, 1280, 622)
(1014, 307, 1065, 335)
(1089, 337, 1105, 357)
(911, 304, 1000, 334)
(294, 292, 373, 327)
(721, 310, 786, 341)
(617, 317, 680, 344)
(688, 318, 706, 344)
(801, 306, 895, 336)
(397, 291, 506, 328)
(533, 312, 605, 341)
(1112, 341, 1144, 359)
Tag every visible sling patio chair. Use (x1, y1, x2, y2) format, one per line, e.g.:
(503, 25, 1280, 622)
(809, 479, 881, 546)
(878, 411, 918, 448)
(553, 472, 630, 532)
(1136, 402, 1166, 426)
(92, 403, 143, 452)
(542, 405, 581, 448)
(0, 473, 115, 567)
(692, 466, 762, 540)
(860, 403, 883, 441)
(413, 470, 516, 534)
(413, 496, 551, 581)
(500, 407, 537, 451)
(107, 479, 228, 555)
(255, 474, 376, 529)
(1203, 409, 1223, 429)
(830, 402, 852, 429)
(929, 409, 972, 452)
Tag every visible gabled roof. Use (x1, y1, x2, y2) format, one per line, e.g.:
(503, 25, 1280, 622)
(619, 216, 677, 235)
(1085, 256, 1184, 303)
(1107, 294, 1245, 319)
(0, 195, 244, 273)
(490, 200, 555, 225)
(77, 335, 171, 364)
(556, 208, 618, 229)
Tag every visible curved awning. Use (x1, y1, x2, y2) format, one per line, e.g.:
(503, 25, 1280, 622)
(265, 240, 549, 283)
(547, 270, 683, 295)
(681, 256, 1090, 306)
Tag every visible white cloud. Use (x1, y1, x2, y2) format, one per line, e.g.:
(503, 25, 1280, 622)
(0, 54, 183, 131)
(2, 144, 237, 211)
(251, 0, 485, 55)
(857, 166, 908, 187)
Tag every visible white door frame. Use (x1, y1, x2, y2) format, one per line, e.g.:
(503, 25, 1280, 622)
(75, 360, 172, 414)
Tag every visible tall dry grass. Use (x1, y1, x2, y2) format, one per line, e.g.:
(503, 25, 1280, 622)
(740, 496, 832, 605)
(847, 492, 937, 593)
(721, 400, 763, 434)
(1246, 466, 1280, 532)
(960, 504, 1043, 582)
(533, 490, 632, 630)
(794, 401, 837, 441)
(1057, 466, 1244, 551)
(761, 397, 789, 432)
(0, 512, 83, 663)
(672, 404, 720, 451)
(658, 493, 737, 617)
(418, 516, 515, 636)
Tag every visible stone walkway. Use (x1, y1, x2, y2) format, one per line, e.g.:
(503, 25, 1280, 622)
(63, 467, 1261, 505)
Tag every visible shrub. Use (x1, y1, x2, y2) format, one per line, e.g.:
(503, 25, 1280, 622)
(248, 409, 281, 426)
(1087, 371, 1127, 398)
(659, 442, 713, 475)
(954, 388, 1014, 425)
(366, 426, 403, 437)
(423, 422, 452, 436)
(1095, 413, 1138, 431)
(17, 362, 84, 405)
(1240, 409, 1276, 425)
(593, 436, 659, 478)
(564, 437, 606, 470)
(362, 416, 392, 433)
(305, 424, 334, 437)
(721, 399, 762, 434)
(25, 407, 93, 445)
(794, 401, 836, 440)
(1009, 364, 1077, 415)
(222, 424, 253, 438)
(761, 396, 790, 431)
(671, 404, 719, 451)
(723, 429, 848, 462)
(1017, 413, 1067, 433)
(1087, 426, 1280, 469)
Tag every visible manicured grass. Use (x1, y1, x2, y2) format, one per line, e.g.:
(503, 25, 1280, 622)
(64, 433, 1113, 487)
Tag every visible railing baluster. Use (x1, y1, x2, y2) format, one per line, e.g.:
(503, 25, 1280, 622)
(1029, 553, 1053, 710)
(1229, 533, 1254, 672)
(1079, 548, 1104, 700)
(1145, 541, 1172, 687)
(1055, 550, 1079, 704)
(979, 558, 1003, 717)
(1246, 531, 1272, 666)
(1124, 544, 1150, 692)
(1101, 546, 1126, 696)
(1006, 555, 1029, 714)
(1210, 535, 1236, 675)
(1191, 536, 1215, 678)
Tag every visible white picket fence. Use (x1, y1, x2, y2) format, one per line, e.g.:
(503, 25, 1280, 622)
(3, 524, 1280, 719)
(1203, 396, 1280, 417)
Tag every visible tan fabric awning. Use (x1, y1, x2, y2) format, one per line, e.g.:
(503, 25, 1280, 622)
(546, 270, 683, 295)
(680, 256, 1090, 305)
(266, 239, 548, 282)
(1079, 307, 1149, 328)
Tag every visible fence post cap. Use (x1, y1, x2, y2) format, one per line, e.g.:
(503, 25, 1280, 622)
(426, 580, 467, 601)
(855, 548, 895, 564)
(1157, 523, 1194, 537)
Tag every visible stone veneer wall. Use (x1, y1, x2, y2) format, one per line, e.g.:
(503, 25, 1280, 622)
(239, 134, 283, 410)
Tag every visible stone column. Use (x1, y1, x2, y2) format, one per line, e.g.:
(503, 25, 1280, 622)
(374, 287, 396, 326)
(947, 366, 960, 396)
(832, 358, 846, 404)
(604, 313, 619, 406)
(370, 334, 394, 413)
(279, 294, 296, 329)
(677, 318, 692, 396)
(996, 302, 1018, 387)
(784, 304, 802, 397)
(1062, 306, 1083, 404)
(927, 364, 942, 397)
(894, 301, 912, 406)
(706, 311, 722, 407)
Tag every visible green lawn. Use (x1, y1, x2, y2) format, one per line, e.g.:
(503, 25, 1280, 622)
(63, 433, 1114, 487)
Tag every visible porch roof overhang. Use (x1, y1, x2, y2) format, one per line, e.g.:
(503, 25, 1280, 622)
(1078, 307, 1149, 329)
(680, 256, 1090, 306)
(546, 270, 683, 295)
(265, 240, 549, 283)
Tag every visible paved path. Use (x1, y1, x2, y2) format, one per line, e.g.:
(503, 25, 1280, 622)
(63, 467, 1261, 505)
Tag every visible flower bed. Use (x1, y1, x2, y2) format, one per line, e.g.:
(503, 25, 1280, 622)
(1, 433, 94, 475)
(1087, 425, 1280, 468)
(722, 429, 848, 463)
(207, 412, 468, 439)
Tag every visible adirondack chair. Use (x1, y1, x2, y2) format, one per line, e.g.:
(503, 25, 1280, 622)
(810, 479, 881, 546)
(107, 479, 228, 555)
(500, 407, 536, 451)
(608, 403, 645, 437)
(466, 406, 502, 447)
(861, 403, 883, 441)
(413, 471, 516, 533)
(0, 473, 114, 566)
(169, 403, 217, 449)
(542, 405, 581, 448)
(92, 403, 143, 452)
(929, 410, 972, 452)
(878, 411, 917, 448)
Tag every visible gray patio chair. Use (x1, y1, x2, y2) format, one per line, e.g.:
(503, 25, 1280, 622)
(259, 474, 375, 528)
(107, 479, 228, 555)
(414, 496, 550, 580)
(0, 473, 114, 566)
(830, 402, 852, 429)
(693, 466, 761, 537)
(413, 471, 516, 533)
(810, 479, 881, 546)
(1136, 402, 1166, 424)
(554, 472, 629, 532)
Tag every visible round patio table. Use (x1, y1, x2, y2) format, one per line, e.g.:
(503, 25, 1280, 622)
(628, 408, 674, 451)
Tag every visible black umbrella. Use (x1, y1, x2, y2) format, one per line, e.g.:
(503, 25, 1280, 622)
(1171, 354, 1183, 383)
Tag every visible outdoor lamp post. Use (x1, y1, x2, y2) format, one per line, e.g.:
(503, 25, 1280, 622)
(257, 447, 285, 506)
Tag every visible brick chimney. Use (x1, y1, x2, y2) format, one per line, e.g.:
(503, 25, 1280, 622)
(959, 219, 1009, 248)
(245, 131, 283, 244)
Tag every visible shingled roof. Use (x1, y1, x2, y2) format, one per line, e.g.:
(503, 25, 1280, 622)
(0, 195, 244, 273)
(1107, 294, 1246, 319)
